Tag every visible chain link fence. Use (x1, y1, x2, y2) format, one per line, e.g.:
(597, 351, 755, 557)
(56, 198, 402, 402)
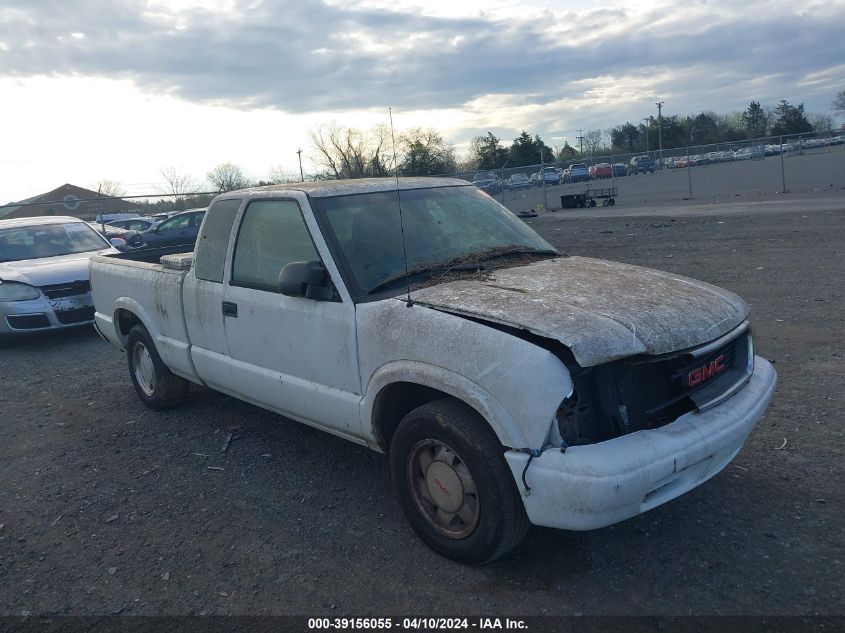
(444, 129, 845, 211)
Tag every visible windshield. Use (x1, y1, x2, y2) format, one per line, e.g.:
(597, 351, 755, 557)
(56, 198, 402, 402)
(312, 185, 556, 297)
(0, 222, 108, 262)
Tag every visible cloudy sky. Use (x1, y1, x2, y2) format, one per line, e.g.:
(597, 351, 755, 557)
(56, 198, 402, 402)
(1, 0, 843, 202)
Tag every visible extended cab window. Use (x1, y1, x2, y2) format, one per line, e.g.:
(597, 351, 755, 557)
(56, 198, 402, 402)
(231, 200, 320, 292)
(195, 199, 241, 283)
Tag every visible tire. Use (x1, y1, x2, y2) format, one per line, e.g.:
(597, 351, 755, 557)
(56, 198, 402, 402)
(126, 324, 189, 410)
(609, 198, 616, 205)
(389, 398, 529, 564)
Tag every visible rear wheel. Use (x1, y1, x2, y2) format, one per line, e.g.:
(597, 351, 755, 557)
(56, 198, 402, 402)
(390, 398, 529, 564)
(127, 324, 189, 410)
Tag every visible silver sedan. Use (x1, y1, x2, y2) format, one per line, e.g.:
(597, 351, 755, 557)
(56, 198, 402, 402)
(0, 216, 118, 334)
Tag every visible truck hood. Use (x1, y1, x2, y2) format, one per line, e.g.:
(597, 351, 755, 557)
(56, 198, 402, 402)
(0, 250, 112, 287)
(409, 256, 749, 367)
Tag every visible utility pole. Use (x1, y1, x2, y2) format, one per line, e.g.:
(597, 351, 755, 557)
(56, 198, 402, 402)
(642, 117, 650, 153)
(576, 129, 584, 156)
(656, 101, 664, 169)
(296, 148, 304, 182)
(540, 144, 548, 211)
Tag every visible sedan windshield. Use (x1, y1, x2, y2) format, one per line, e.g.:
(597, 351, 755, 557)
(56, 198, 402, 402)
(312, 185, 557, 297)
(0, 223, 108, 262)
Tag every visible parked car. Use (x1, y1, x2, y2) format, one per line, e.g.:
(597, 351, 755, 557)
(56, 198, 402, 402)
(0, 216, 118, 334)
(472, 172, 500, 194)
(94, 212, 142, 224)
(541, 166, 561, 186)
(529, 173, 542, 188)
(91, 177, 777, 563)
(87, 222, 143, 251)
(612, 163, 627, 177)
(505, 173, 531, 190)
(135, 208, 206, 252)
(566, 164, 590, 183)
(108, 217, 160, 232)
(590, 163, 613, 179)
(628, 155, 656, 174)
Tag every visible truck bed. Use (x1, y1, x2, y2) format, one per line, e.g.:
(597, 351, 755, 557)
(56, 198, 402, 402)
(90, 252, 199, 382)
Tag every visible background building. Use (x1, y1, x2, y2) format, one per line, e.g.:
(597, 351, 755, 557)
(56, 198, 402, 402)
(0, 184, 140, 221)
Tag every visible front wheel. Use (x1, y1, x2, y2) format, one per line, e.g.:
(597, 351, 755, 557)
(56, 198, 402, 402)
(390, 399, 529, 564)
(126, 324, 189, 410)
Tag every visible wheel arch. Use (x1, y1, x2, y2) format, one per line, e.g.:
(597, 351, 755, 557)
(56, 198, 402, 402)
(112, 298, 159, 347)
(363, 361, 530, 453)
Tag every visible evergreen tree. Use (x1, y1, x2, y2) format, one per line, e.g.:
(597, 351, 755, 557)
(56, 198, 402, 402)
(770, 100, 813, 136)
(743, 101, 768, 139)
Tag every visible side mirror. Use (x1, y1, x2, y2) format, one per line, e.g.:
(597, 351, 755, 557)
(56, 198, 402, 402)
(279, 261, 331, 300)
(109, 238, 127, 248)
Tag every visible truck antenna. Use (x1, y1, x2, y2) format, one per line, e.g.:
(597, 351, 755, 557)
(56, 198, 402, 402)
(389, 107, 413, 307)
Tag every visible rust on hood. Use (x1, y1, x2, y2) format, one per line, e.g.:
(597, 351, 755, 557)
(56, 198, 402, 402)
(409, 256, 749, 367)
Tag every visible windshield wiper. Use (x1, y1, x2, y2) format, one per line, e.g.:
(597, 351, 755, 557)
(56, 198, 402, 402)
(472, 246, 559, 262)
(368, 262, 483, 295)
(366, 246, 557, 295)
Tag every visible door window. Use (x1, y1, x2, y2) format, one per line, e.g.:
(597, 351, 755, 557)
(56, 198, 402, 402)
(231, 200, 320, 292)
(158, 215, 191, 232)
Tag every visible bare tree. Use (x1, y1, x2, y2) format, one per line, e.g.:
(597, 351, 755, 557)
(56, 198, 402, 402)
(159, 166, 194, 197)
(207, 163, 251, 192)
(96, 180, 126, 197)
(308, 123, 394, 179)
(582, 129, 607, 156)
(809, 113, 835, 133)
(158, 166, 195, 211)
(265, 165, 301, 184)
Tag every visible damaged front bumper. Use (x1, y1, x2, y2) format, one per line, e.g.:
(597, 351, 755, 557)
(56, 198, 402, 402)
(504, 356, 777, 531)
(0, 292, 95, 333)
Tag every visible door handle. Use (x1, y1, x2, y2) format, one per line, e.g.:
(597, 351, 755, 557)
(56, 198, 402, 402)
(222, 301, 238, 317)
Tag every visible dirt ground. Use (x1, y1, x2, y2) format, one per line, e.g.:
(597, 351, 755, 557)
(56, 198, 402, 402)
(1, 197, 843, 616)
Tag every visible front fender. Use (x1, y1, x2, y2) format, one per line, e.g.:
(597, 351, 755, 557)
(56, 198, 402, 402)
(356, 300, 573, 450)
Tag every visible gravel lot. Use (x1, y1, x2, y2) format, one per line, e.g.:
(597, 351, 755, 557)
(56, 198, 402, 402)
(1, 192, 843, 616)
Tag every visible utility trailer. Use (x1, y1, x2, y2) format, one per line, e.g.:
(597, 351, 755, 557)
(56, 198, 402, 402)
(559, 186, 617, 209)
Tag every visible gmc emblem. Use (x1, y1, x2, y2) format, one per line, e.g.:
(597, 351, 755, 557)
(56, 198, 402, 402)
(688, 354, 727, 387)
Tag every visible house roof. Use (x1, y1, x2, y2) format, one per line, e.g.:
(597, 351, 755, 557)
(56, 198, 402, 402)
(0, 184, 140, 220)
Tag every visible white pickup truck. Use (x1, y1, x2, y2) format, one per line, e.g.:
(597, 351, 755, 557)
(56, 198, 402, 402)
(91, 177, 777, 563)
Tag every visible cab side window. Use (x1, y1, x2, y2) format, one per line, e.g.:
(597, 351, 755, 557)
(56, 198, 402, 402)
(231, 200, 321, 292)
(195, 199, 241, 283)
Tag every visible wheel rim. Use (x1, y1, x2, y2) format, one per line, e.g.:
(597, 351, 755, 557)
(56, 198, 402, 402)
(132, 341, 156, 397)
(407, 439, 480, 539)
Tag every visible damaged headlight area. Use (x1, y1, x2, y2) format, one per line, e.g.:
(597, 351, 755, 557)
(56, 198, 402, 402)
(0, 280, 41, 302)
(557, 325, 754, 446)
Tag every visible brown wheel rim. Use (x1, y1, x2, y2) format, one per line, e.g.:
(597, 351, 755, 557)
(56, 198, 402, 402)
(407, 439, 480, 539)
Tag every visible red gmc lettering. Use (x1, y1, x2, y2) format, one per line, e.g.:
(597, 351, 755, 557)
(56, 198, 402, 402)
(689, 354, 727, 387)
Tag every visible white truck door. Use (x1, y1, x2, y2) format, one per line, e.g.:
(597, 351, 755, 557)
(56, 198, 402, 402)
(183, 198, 242, 390)
(221, 197, 363, 441)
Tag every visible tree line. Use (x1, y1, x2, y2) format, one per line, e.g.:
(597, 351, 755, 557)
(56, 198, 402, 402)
(98, 91, 844, 205)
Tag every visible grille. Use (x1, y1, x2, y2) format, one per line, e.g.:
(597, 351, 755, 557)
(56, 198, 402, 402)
(6, 314, 51, 329)
(39, 280, 91, 299)
(55, 306, 95, 325)
(558, 328, 751, 445)
(620, 338, 739, 430)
